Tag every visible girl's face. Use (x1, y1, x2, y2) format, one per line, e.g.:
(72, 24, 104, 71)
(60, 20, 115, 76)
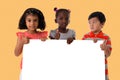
(88, 17, 104, 34)
(56, 12, 70, 29)
(25, 14, 39, 32)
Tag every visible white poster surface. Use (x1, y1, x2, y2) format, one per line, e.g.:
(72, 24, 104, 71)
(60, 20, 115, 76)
(22, 40, 105, 80)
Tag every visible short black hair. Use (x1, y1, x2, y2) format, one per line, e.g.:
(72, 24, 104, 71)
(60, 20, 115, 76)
(88, 11, 106, 24)
(19, 8, 46, 30)
(54, 8, 70, 18)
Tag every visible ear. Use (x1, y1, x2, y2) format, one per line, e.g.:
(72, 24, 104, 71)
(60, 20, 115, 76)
(68, 20, 70, 24)
(55, 19, 57, 23)
(102, 22, 105, 25)
(101, 22, 105, 28)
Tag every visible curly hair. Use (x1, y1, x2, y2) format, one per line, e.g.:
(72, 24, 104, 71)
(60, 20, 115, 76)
(54, 8, 70, 18)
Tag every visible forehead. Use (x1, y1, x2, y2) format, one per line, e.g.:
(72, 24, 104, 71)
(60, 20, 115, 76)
(89, 17, 99, 22)
(57, 12, 69, 17)
(26, 14, 38, 19)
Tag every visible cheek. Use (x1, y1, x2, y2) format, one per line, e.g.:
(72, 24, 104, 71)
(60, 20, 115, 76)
(26, 22, 29, 27)
(34, 22, 39, 26)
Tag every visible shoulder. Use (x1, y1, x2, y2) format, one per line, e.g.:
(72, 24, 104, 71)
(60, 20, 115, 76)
(50, 29, 57, 33)
(68, 29, 75, 32)
(83, 32, 90, 37)
(38, 31, 48, 34)
(67, 29, 75, 34)
(102, 32, 111, 40)
(82, 32, 90, 40)
(16, 31, 25, 36)
(49, 29, 57, 39)
(37, 31, 48, 36)
(49, 29, 57, 35)
(16, 31, 26, 39)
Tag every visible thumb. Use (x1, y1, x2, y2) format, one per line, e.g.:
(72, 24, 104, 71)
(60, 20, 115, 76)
(22, 34, 29, 39)
(93, 38, 97, 43)
(56, 29, 59, 33)
(103, 40, 107, 45)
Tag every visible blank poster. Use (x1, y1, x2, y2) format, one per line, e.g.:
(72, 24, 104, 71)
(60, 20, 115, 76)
(22, 40, 105, 80)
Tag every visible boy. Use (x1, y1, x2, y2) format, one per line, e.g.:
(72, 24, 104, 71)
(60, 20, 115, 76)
(82, 11, 112, 80)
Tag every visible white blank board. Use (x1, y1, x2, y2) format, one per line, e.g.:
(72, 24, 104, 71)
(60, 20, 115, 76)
(22, 40, 105, 80)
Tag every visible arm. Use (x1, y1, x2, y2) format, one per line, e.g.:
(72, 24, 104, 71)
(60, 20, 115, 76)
(14, 36, 29, 56)
(14, 38, 24, 56)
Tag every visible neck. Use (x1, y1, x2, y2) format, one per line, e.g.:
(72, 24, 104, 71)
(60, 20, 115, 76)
(58, 27, 67, 33)
(27, 30, 37, 34)
(93, 30, 101, 34)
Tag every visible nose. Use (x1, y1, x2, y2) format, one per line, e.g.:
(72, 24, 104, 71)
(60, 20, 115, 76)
(62, 19, 67, 23)
(30, 21, 34, 25)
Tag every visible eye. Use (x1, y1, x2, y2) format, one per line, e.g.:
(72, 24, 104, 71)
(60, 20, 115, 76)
(28, 19, 31, 22)
(65, 17, 69, 21)
(34, 19, 38, 22)
(59, 17, 63, 20)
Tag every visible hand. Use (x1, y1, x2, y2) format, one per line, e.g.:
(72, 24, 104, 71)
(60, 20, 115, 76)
(14, 35, 29, 56)
(55, 29, 60, 39)
(22, 35, 29, 44)
(100, 40, 107, 50)
(67, 38, 74, 44)
(41, 37, 47, 41)
(93, 38, 97, 43)
(100, 40, 111, 57)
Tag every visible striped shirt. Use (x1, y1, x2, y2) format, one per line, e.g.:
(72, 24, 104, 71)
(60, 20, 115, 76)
(82, 31, 112, 80)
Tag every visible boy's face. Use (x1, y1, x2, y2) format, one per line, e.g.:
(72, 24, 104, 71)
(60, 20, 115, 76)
(55, 12, 70, 29)
(88, 17, 104, 34)
(25, 14, 39, 32)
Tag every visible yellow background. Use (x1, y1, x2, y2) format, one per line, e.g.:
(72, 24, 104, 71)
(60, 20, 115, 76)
(0, 0, 119, 80)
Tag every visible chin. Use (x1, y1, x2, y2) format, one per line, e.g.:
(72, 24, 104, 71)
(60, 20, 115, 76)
(91, 30, 96, 33)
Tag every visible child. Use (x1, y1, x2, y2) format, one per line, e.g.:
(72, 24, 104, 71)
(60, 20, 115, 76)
(82, 11, 112, 80)
(49, 7, 75, 44)
(14, 8, 48, 80)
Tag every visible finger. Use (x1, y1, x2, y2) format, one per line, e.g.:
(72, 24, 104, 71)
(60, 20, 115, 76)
(100, 44, 102, 48)
(100, 44, 104, 50)
(21, 34, 25, 38)
(22, 34, 28, 39)
(24, 36, 29, 40)
(41, 38, 47, 41)
(93, 38, 97, 43)
(103, 40, 107, 44)
(56, 29, 59, 33)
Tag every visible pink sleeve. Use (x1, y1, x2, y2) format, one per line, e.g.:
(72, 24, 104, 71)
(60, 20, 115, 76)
(16, 32, 24, 40)
(41, 31, 48, 38)
(43, 31, 48, 38)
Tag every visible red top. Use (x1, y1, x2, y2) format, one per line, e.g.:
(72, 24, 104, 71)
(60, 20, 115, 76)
(16, 31, 48, 69)
(17, 31, 48, 39)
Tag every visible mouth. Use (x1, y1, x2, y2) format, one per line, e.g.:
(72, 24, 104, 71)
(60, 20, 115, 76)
(29, 26, 37, 30)
(30, 26, 36, 28)
(62, 23, 68, 26)
(90, 27, 94, 30)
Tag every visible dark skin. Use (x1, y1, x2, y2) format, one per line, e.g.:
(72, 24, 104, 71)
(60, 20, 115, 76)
(49, 12, 75, 44)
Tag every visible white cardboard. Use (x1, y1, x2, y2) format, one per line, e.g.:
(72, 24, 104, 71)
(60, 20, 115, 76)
(22, 40, 105, 80)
